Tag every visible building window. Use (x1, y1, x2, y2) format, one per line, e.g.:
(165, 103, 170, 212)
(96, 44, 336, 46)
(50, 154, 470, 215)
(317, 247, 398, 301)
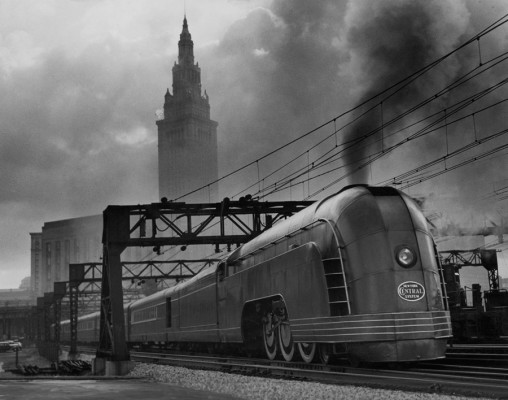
(84, 237, 89, 261)
(46, 242, 52, 281)
(94, 237, 101, 260)
(74, 239, 80, 263)
(64, 240, 70, 265)
(55, 241, 61, 281)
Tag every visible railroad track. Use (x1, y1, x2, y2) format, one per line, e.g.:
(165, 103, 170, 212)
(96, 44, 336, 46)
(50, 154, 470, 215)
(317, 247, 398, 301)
(61, 343, 508, 397)
(130, 350, 508, 399)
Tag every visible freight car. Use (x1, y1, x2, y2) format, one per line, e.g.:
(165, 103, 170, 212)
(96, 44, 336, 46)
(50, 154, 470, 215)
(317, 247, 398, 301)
(62, 185, 453, 364)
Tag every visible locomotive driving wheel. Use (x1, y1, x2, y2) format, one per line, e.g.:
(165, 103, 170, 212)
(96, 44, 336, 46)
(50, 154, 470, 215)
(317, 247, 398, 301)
(318, 343, 333, 365)
(297, 342, 316, 363)
(278, 319, 295, 362)
(262, 312, 278, 360)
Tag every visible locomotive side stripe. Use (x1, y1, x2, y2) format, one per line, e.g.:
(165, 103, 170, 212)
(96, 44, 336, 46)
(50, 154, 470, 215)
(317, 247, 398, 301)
(179, 323, 217, 329)
(290, 310, 452, 342)
(293, 329, 452, 337)
(291, 323, 452, 332)
(291, 317, 450, 326)
(178, 282, 216, 300)
(290, 310, 450, 323)
(291, 319, 451, 329)
(292, 328, 453, 341)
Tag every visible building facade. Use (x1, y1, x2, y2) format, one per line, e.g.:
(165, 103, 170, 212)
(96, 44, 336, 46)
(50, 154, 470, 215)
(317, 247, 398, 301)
(157, 17, 219, 203)
(32, 215, 151, 297)
(28, 18, 220, 297)
(36, 215, 102, 297)
(30, 233, 42, 297)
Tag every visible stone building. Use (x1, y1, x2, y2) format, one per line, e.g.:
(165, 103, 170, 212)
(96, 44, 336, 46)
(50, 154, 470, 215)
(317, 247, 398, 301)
(30, 232, 42, 297)
(29, 17, 220, 297)
(157, 17, 219, 203)
(35, 215, 102, 297)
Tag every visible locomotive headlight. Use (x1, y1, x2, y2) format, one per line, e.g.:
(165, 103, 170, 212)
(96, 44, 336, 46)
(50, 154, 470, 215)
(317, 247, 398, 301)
(395, 246, 417, 268)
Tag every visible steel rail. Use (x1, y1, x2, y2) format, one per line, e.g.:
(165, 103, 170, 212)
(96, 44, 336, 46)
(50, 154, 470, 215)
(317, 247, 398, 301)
(129, 350, 508, 398)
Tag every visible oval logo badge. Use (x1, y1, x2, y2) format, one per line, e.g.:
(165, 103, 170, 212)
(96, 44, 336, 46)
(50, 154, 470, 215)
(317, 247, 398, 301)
(398, 281, 425, 302)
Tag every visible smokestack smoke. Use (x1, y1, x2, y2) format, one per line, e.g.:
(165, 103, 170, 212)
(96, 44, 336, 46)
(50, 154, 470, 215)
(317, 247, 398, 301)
(341, 0, 470, 183)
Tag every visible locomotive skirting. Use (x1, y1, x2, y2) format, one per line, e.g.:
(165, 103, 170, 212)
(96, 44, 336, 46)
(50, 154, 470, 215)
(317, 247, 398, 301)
(290, 310, 452, 342)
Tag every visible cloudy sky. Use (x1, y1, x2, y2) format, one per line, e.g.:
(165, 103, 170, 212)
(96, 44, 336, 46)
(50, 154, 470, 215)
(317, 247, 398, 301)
(1, 0, 507, 289)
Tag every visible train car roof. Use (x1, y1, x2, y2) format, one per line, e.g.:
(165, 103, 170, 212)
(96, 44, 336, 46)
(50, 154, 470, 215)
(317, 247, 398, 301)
(61, 310, 101, 325)
(226, 186, 378, 264)
(128, 263, 219, 308)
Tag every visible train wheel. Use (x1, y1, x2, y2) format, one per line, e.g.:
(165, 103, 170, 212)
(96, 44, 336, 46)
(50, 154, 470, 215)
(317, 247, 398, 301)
(278, 321, 294, 362)
(297, 343, 316, 363)
(318, 343, 333, 365)
(262, 313, 278, 360)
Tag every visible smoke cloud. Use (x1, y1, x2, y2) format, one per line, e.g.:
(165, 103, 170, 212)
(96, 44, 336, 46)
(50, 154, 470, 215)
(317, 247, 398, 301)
(0, 0, 506, 287)
(339, 0, 471, 182)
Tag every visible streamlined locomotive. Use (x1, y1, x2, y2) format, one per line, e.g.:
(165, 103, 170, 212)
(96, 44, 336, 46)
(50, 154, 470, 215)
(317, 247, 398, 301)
(62, 185, 452, 364)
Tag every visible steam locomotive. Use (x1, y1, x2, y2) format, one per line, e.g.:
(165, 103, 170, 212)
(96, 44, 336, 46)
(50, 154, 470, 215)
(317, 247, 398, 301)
(61, 185, 452, 364)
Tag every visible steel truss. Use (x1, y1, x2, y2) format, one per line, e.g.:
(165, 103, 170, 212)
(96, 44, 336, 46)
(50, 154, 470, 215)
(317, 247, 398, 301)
(66, 259, 219, 355)
(98, 198, 313, 361)
(439, 248, 499, 290)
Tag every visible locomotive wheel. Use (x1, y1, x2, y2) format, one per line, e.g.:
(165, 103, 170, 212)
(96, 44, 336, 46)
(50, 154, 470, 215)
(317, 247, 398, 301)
(297, 342, 316, 363)
(318, 343, 333, 365)
(262, 313, 278, 360)
(278, 321, 294, 362)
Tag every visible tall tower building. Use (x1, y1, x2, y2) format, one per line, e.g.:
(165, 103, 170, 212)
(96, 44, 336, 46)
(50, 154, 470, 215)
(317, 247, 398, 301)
(157, 17, 219, 203)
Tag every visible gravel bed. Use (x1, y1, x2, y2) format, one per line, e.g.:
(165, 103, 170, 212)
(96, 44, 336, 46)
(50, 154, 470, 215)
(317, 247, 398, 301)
(129, 362, 493, 400)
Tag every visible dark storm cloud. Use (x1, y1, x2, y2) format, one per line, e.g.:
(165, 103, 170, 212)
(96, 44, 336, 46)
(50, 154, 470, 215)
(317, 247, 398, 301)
(200, 1, 350, 194)
(202, 0, 469, 187)
(198, 0, 506, 222)
(0, 39, 162, 214)
(339, 0, 506, 217)
(340, 0, 472, 182)
(1, 0, 505, 287)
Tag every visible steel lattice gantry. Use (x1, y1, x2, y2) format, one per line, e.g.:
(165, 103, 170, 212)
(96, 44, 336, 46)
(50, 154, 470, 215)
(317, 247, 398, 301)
(439, 248, 500, 290)
(66, 259, 218, 356)
(97, 198, 313, 368)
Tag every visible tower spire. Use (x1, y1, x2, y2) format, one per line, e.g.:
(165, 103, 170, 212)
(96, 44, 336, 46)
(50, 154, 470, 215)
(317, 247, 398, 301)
(178, 15, 194, 65)
(157, 15, 219, 202)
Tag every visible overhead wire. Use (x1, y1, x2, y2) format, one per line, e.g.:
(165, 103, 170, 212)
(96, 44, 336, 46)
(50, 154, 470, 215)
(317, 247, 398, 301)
(172, 14, 508, 202)
(235, 45, 508, 201)
(143, 13, 508, 275)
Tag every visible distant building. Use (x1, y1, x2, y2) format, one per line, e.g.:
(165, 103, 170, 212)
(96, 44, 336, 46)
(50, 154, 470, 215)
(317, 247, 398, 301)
(31, 214, 151, 297)
(30, 232, 42, 297)
(0, 289, 32, 308)
(437, 235, 493, 306)
(157, 16, 219, 203)
(501, 277, 508, 289)
(19, 276, 30, 290)
(0, 288, 33, 339)
(28, 17, 220, 296)
(35, 215, 102, 297)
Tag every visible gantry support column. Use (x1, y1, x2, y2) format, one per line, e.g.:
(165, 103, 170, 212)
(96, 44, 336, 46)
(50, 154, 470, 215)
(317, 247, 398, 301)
(95, 206, 132, 375)
(68, 264, 85, 358)
(94, 199, 312, 375)
(52, 282, 67, 363)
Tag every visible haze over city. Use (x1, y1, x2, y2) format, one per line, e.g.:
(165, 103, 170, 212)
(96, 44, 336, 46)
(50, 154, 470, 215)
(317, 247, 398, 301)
(1, 0, 507, 289)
